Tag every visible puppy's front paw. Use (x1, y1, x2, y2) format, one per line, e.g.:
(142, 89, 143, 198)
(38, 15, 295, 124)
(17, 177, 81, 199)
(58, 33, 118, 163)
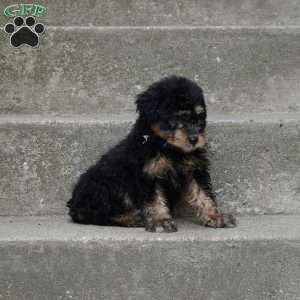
(205, 213, 237, 228)
(162, 219, 178, 232)
(145, 219, 178, 233)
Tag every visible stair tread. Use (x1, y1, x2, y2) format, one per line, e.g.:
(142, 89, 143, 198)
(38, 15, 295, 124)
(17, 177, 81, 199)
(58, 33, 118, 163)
(1, 215, 299, 243)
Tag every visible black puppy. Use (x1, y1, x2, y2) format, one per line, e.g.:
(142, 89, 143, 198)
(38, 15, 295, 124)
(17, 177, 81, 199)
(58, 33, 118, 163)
(67, 76, 236, 232)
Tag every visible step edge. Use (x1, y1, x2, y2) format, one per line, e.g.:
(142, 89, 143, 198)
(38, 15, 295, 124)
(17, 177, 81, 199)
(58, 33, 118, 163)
(3, 25, 300, 32)
(0, 112, 299, 125)
(0, 215, 299, 243)
(42, 25, 300, 31)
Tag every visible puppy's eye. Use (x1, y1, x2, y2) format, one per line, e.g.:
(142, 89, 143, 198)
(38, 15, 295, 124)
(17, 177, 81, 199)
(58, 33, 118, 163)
(168, 120, 177, 129)
(159, 121, 170, 130)
(168, 121, 184, 129)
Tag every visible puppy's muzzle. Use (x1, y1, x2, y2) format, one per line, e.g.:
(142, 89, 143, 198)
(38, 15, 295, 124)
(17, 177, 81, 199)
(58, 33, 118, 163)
(187, 125, 201, 146)
(188, 135, 198, 146)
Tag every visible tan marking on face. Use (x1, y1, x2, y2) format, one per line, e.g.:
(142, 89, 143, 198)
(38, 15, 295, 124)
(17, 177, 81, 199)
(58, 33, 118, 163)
(170, 128, 190, 150)
(171, 130, 206, 152)
(144, 155, 174, 178)
(195, 106, 204, 114)
(152, 124, 206, 152)
(151, 124, 191, 152)
(151, 124, 170, 140)
(195, 132, 207, 148)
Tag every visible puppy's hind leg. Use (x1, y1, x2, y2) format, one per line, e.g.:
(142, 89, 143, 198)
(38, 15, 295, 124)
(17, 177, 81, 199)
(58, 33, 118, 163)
(68, 176, 113, 225)
(143, 188, 178, 233)
(110, 209, 144, 227)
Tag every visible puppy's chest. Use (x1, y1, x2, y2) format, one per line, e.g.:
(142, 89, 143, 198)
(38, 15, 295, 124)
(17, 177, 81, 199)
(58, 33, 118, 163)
(143, 155, 198, 179)
(178, 158, 198, 175)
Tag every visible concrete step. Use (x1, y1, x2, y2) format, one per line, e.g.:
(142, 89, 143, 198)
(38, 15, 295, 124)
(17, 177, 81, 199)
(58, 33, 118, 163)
(1, 27, 300, 114)
(0, 113, 299, 216)
(0, 215, 300, 300)
(1, 0, 300, 26)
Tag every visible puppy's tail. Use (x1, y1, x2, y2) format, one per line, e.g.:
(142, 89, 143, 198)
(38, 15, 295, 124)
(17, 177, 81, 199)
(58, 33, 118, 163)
(67, 198, 112, 225)
(67, 180, 113, 225)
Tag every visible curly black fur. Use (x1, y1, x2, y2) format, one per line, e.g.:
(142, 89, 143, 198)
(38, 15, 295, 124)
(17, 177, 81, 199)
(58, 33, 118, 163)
(67, 76, 236, 232)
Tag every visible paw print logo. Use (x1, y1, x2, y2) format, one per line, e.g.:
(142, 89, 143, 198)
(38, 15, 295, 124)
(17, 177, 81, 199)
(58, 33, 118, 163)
(4, 16, 45, 48)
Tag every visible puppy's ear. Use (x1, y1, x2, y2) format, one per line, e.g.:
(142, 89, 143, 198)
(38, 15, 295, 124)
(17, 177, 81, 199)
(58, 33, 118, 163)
(136, 90, 160, 120)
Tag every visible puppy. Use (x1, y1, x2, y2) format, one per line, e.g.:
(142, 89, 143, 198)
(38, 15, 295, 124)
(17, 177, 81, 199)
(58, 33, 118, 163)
(67, 76, 236, 232)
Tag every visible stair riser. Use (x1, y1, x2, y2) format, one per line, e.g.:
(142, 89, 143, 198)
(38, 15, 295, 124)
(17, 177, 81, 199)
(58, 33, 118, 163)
(1, 0, 300, 26)
(1, 240, 299, 300)
(1, 28, 300, 114)
(1, 118, 299, 216)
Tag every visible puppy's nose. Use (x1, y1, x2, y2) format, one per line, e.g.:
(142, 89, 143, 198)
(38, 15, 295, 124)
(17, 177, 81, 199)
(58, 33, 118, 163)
(188, 135, 198, 146)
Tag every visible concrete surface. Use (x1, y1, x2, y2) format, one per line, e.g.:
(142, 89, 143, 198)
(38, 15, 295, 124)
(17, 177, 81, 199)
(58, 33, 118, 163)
(1, 0, 300, 26)
(0, 113, 299, 216)
(1, 28, 300, 114)
(1, 215, 300, 242)
(0, 215, 299, 300)
(0, 2, 299, 299)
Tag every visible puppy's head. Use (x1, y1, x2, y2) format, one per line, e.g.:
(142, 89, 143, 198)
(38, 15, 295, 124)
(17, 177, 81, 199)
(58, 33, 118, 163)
(136, 76, 207, 153)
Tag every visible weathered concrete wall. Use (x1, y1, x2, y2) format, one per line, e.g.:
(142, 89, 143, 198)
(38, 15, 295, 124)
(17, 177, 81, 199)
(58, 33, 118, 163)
(0, 113, 299, 216)
(1, 28, 300, 114)
(1, 0, 300, 26)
